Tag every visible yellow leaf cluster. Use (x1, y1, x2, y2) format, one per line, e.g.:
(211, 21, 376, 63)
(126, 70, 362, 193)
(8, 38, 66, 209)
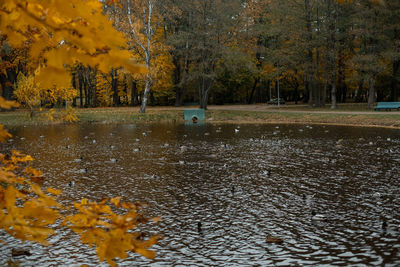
(0, 2, 160, 264)
(0, 150, 61, 245)
(15, 73, 41, 110)
(0, 147, 160, 264)
(39, 108, 55, 121)
(62, 105, 79, 123)
(0, 0, 146, 90)
(64, 198, 161, 266)
(96, 72, 114, 106)
(0, 141, 160, 265)
(15, 68, 78, 122)
(151, 53, 175, 96)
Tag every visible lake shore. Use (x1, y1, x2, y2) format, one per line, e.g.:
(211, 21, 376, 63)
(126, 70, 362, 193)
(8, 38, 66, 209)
(0, 104, 399, 129)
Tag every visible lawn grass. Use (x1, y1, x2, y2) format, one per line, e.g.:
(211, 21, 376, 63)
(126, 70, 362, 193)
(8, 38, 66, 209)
(279, 102, 372, 111)
(0, 106, 399, 128)
(208, 109, 400, 128)
(77, 108, 183, 123)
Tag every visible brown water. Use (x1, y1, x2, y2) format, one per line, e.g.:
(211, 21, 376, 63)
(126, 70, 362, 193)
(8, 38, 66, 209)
(1, 123, 400, 266)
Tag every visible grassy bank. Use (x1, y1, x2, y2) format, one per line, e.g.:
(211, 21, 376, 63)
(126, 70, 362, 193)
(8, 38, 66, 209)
(207, 110, 400, 128)
(0, 108, 184, 126)
(0, 106, 399, 128)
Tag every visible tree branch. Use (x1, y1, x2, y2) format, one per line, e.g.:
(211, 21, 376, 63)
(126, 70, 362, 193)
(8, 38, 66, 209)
(127, 0, 147, 59)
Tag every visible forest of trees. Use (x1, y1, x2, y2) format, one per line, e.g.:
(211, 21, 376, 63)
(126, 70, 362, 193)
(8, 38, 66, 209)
(0, 1, 397, 265)
(1, 0, 399, 111)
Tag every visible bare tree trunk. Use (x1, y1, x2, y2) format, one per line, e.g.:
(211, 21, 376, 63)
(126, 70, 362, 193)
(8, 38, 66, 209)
(331, 73, 337, 109)
(173, 56, 183, 106)
(305, 0, 314, 107)
(277, 63, 280, 107)
(355, 79, 363, 102)
(175, 40, 189, 106)
(329, 0, 338, 109)
(112, 69, 120, 107)
(199, 75, 211, 110)
(337, 50, 346, 103)
(72, 71, 77, 107)
(315, 6, 321, 107)
(199, 89, 210, 109)
(322, 50, 328, 107)
(391, 60, 399, 101)
(331, 48, 337, 109)
(294, 83, 299, 104)
(78, 70, 83, 107)
(315, 47, 321, 107)
(248, 77, 259, 104)
(84, 72, 89, 107)
(130, 80, 137, 106)
(0, 68, 17, 100)
(367, 77, 375, 109)
(91, 68, 98, 107)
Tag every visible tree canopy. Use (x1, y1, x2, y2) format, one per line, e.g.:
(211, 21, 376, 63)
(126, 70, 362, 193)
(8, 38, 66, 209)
(2, 0, 397, 110)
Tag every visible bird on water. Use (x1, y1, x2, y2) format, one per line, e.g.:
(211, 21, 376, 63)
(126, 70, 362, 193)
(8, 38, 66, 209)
(311, 210, 327, 221)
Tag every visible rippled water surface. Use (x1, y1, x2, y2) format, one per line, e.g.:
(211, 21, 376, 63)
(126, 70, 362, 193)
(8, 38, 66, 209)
(1, 123, 400, 266)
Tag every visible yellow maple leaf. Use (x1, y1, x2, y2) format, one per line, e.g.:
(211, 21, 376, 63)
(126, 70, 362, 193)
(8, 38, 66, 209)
(46, 188, 62, 196)
(135, 248, 156, 259)
(24, 166, 43, 177)
(30, 183, 44, 197)
(110, 196, 121, 207)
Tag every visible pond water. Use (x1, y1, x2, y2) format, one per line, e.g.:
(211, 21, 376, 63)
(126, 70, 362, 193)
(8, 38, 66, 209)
(1, 123, 400, 266)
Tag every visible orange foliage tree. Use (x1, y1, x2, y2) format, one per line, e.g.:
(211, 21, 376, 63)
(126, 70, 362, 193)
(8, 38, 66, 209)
(0, 1, 160, 266)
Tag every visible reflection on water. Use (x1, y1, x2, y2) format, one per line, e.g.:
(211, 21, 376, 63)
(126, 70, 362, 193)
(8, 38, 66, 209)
(1, 123, 400, 266)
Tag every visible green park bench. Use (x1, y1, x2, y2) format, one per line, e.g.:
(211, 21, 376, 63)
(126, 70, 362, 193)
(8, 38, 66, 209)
(374, 102, 400, 111)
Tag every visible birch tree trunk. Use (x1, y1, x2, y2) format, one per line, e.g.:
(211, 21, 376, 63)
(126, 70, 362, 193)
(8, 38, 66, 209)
(127, 0, 154, 113)
(140, 72, 151, 113)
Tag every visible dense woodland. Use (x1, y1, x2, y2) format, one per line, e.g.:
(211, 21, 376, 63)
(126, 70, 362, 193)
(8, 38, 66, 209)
(1, 0, 399, 111)
(0, 1, 398, 265)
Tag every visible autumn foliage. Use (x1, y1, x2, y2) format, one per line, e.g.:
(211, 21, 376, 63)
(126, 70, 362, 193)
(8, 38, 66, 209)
(0, 0, 145, 89)
(0, 0, 160, 265)
(0, 96, 160, 265)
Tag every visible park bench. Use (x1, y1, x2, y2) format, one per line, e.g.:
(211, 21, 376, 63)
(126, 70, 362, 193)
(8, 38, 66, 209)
(374, 102, 400, 111)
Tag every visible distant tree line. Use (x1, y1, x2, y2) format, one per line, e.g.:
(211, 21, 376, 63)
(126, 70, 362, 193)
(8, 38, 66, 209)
(1, 0, 398, 110)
